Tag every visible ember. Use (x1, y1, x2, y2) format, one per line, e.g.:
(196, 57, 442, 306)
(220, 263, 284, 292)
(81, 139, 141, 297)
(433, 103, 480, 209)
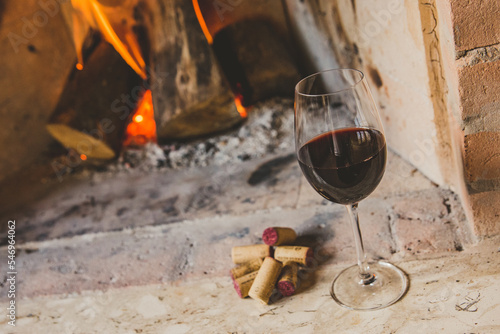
(123, 90, 157, 147)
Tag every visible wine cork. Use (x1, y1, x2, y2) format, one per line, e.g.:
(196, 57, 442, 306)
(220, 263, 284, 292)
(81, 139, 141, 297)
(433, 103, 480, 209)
(231, 244, 271, 264)
(262, 227, 297, 246)
(274, 246, 313, 266)
(230, 258, 263, 280)
(233, 270, 259, 298)
(248, 257, 283, 304)
(277, 262, 299, 296)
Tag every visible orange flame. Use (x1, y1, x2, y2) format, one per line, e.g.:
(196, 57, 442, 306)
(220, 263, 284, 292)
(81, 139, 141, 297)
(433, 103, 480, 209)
(234, 95, 247, 118)
(71, 0, 147, 79)
(69, 1, 155, 147)
(124, 90, 157, 146)
(192, 0, 249, 119)
(192, 0, 213, 44)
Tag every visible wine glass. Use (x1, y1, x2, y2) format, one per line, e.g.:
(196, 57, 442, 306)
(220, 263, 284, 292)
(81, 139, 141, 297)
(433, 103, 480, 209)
(294, 68, 408, 310)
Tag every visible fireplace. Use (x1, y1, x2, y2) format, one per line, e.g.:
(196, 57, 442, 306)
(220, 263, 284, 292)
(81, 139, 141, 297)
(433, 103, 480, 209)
(0, 0, 499, 243)
(2, 3, 500, 330)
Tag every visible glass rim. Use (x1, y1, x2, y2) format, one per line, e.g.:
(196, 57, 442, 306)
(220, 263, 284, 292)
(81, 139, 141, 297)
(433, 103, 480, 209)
(295, 68, 365, 97)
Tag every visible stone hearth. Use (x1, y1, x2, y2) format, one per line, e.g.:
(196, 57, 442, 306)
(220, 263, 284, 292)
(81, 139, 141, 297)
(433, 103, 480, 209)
(2, 99, 497, 333)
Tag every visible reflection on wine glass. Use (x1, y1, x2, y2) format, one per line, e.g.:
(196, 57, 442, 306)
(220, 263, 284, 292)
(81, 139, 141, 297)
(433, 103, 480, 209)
(294, 68, 408, 310)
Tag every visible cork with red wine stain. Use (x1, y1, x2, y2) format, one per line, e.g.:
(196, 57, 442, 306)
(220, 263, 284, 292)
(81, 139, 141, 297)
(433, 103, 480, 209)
(262, 227, 297, 246)
(277, 262, 299, 296)
(233, 270, 259, 298)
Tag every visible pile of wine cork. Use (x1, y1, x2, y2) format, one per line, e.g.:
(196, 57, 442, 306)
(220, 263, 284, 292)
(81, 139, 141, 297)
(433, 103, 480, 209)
(230, 227, 313, 304)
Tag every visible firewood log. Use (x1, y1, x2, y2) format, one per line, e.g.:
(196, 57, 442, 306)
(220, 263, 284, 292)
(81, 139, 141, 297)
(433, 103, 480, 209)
(142, 0, 243, 141)
(46, 37, 144, 159)
(211, 19, 300, 106)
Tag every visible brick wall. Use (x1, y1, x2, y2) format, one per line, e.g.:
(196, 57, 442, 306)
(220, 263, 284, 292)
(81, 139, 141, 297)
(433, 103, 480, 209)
(450, 0, 500, 235)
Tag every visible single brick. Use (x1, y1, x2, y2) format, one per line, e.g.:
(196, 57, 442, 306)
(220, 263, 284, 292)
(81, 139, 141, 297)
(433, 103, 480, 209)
(450, 0, 500, 52)
(393, 215, 458, 255)
(469, 191, 500, 236)
(391, 191, 459, 254)
(464, 132, 500, 182)
(458, 61, 500, 118)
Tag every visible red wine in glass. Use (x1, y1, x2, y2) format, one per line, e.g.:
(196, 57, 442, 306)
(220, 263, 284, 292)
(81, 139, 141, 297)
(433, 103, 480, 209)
(298, 128, 386, 205)
(294, 68, 408, 310)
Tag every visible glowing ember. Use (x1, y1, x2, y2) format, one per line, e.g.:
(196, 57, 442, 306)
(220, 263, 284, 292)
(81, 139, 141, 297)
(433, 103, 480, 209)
(234, 95, 248, 118)
(124, 90, 157, 146)
(80, 154, 87, 161)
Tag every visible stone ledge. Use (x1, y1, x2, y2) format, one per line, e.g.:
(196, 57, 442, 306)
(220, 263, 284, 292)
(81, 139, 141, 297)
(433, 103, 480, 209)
(2, 236, 499, 333)
(0, 142, 471, 301)
(0, 187, 468, 300)
(1, 148, 435, 244)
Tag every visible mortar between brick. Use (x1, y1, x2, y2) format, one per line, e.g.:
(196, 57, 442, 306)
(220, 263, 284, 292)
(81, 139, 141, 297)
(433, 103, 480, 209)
(456, 42, 500, 67)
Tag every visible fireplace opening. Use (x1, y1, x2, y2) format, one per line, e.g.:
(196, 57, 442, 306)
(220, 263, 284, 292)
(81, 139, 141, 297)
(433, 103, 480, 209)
(0, 0, 498, 245)
(50, 0, 301, 154)
(0, 0, 305, 219)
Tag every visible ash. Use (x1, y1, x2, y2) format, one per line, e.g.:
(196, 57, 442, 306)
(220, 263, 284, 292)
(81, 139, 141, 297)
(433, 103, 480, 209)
(117, 98, 294, 172)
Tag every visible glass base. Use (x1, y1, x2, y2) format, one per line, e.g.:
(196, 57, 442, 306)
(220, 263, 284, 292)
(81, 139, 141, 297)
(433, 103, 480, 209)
(330, 261, 408, 311)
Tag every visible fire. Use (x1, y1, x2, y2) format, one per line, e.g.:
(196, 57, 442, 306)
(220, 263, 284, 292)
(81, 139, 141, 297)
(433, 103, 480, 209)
(192, 0, 213, 44)
(234, 95, 248, 118)
(192, 0, 249, 119)
(123, 90, 157, 146)
(69, 0, 156, 148)
(70, 0, 147, 79)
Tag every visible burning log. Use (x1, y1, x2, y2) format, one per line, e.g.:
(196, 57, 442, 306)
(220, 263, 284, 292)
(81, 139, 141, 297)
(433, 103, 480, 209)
(143, 0, 244, 141)
(46, 36, 144, 159)
(54, 0, 300, 146)
(211, 19, 301, 107)
(192, 0, 300, 107)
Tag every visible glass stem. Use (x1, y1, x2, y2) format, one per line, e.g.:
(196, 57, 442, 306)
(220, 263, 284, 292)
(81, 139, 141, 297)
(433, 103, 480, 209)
(346, 203, 375, 285)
